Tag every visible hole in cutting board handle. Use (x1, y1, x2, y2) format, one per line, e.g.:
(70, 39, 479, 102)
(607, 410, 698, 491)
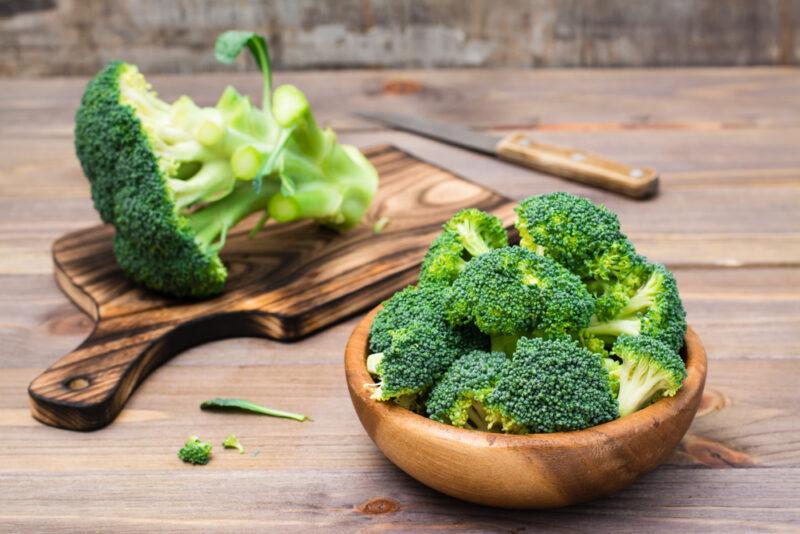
(65, 376, 91, 391)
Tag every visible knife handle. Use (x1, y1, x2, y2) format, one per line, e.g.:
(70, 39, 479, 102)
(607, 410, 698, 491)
(495, 132, 659, 198)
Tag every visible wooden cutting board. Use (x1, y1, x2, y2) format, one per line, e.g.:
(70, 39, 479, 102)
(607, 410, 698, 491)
(28, 145, 515, 431)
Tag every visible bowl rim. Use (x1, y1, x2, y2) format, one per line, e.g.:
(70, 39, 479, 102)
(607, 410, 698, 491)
(345, 305, 708, 448)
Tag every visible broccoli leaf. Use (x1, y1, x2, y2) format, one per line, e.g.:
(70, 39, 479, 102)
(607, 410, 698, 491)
(201, 398, 309, 422)
(215, 31, 272, 109)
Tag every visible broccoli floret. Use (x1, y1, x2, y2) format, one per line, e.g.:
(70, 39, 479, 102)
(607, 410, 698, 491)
(222, 434, 245, 454)
(74, 31, 377, 297)
(444, 247, 593, 354)
(481, 337, 618, 433)
(426, 350, 508, 429)
(612, 335, 687, 417)
(366, 286, 487, 403)
(582, 263, 687, 352)
(419, 209, 508, 287)
(515, 193, 624, 277)
(516, 194, 650, 322)
(178, 436, 213, 465)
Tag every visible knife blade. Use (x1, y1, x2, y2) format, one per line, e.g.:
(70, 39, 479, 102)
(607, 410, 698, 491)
(357, 111, 658, 199)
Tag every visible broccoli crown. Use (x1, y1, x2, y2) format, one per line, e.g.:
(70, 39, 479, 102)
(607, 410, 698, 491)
(484, 337, 619, 433)
(370, 285, 443, 353)
(515, 192, 624, 277)
(444, 247, 593, 341)
(583, 263, 687, 352)
(178, 436, 213, 465)
(75, 62, 270, 297)
(426, 350, 507, 427)
(612, 334, 687, 416)
(419, 209, 508, 287)
(368, 285, 487, 401)
(74, 35, 378, 298)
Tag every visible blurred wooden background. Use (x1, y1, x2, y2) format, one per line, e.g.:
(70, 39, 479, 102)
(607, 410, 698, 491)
(1, 0, 798, 76)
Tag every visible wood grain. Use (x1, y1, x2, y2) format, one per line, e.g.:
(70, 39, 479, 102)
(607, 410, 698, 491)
(1, 68, 800, 530)
(27, 145, 515, 431)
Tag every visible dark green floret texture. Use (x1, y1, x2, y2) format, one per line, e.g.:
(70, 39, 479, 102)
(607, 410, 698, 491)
(426, 350, 507, 427)
(366, 192, 688, 434)
(178, 436, 213, 465)
(444, 247, 593, 354)
(485, 337, 618, 433)
(367, 285, 487, 402)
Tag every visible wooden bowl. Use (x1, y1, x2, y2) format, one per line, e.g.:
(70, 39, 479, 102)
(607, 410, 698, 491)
(344, 306, 707, 508)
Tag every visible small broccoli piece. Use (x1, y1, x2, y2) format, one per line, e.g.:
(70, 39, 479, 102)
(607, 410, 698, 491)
(369, 285, 441, 354)
(612, 335, 687, 417)
(178, 436, 213, 465)
(444, 247, 593, 354)
(482, 337, 618, 433)
(366, 286, 487, 403)
(426, 350, 508, 429)
(516, 194, 650, 322)
(515, 193, 624, 277)
(582, 263, 687, 352)
(222, 434, 245, 454)
(74, 31, 377, 297)
(419, 209, 508, 286)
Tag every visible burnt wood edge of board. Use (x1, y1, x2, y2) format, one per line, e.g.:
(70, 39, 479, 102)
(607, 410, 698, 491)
(28, 263, 424, 431)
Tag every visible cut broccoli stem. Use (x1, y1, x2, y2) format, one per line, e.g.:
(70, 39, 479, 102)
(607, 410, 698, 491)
(452, 219, 492, 257)
(616, 270, 660, 318)
(189, 180, 278, 250)
(366, 352, 384, 376)
(617, 361, 674, 416)
(583, 318, 641, 338)
(169, 160, 236, 211)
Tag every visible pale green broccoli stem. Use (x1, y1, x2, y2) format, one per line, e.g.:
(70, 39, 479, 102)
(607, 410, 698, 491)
(366, 352, 384, 375)
(169, 160, 236, 211)
(616, 271, 660, 318)
(188, 180, 278, 251)
(467, 402, 490, 430)
(617, 358, 675, 416)
(454, 220, 491, 257)
(583, 318, 641, 338)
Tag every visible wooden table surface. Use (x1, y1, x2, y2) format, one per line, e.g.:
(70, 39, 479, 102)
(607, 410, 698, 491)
(1, 68, 799, 532)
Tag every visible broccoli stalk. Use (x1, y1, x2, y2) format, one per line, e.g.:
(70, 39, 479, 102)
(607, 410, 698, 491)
(582, 263, 687, 352)
(419, 209, 508, 287)
(612, 335, 686, 417)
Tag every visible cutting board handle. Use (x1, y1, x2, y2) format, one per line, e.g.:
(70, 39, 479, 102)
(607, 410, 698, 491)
(28, 312, 260, 431)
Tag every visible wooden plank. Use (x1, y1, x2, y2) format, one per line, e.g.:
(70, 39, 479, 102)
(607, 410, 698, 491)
(3, 68, 800, 139)
(0, 0, 791, 75)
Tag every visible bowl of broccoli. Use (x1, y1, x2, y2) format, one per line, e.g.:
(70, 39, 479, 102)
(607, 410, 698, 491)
(344, 194, 707, 508)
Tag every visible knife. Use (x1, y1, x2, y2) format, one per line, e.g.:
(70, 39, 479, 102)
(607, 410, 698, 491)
(357, 111, 659, 199)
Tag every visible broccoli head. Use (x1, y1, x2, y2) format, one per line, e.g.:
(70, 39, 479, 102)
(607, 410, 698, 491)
(426, 350, 508, 429)
(74, 32, 377, 297)
(611, 335, 687, 417)
(482, 337, 619, 433)
(582, 263, 687, 352)
(366, 285, 487, 404)
(444, 247, 593, 354)
(515, 192, 624, 277)
(419, 209, 508, 287)
(178, 436, 213, 465)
